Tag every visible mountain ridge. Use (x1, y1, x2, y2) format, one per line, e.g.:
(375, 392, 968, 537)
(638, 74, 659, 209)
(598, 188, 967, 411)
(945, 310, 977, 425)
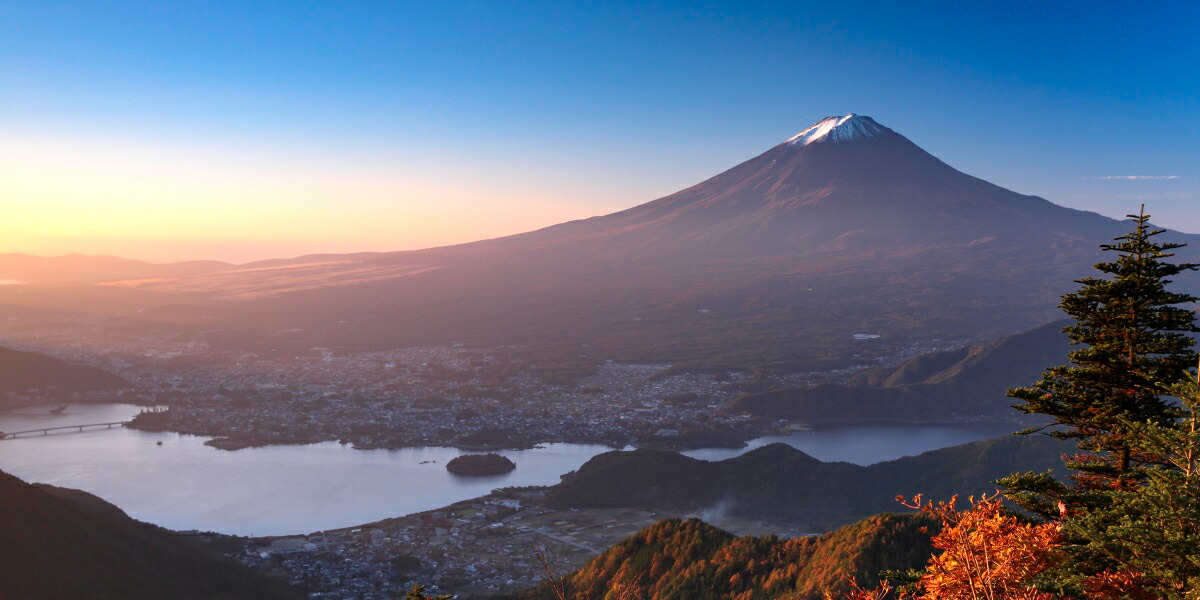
(727, 319, 1073, 423)
(0, 253, 234, 284)
(546, 433, 1067, 530)
(508, 513, 937, 600)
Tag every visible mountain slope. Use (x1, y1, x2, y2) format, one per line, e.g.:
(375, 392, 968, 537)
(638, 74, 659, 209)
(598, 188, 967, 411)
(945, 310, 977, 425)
(10, 114, 1195, 372)
(0, 345, 128, 403)
(727, 320, 1073, 422)
(0, 470, 301, 600)
(546, 434, 1066, 530)
(511, 514, 936, 600)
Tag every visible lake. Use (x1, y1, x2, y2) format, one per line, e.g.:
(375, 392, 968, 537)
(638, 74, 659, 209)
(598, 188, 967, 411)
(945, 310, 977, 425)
(682, 422, 1017, 464)
(0, 404, 1014, 536)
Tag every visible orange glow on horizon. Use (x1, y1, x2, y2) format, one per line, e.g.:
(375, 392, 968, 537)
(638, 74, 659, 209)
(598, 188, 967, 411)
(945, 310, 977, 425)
(0, 133, 617, 263)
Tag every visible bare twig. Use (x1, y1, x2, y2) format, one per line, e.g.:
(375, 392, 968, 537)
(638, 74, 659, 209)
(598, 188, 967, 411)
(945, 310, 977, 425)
(530, 541, 570, 600)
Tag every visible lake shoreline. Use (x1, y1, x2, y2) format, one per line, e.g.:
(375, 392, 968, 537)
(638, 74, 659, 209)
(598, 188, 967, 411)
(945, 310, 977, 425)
(120, 399, 1020, 454)
(6, 400, 1020, 455)
(0, 403, 1022, 536)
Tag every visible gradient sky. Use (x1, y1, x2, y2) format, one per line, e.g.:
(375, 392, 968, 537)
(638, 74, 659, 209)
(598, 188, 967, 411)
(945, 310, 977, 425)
(2, 1, 1197, 263)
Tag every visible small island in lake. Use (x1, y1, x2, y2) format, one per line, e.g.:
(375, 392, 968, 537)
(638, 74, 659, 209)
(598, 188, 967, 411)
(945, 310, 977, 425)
(445, 453, 516, 476)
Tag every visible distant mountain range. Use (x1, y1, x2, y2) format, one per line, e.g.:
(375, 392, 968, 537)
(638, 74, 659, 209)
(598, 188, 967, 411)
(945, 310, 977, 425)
(3, 115, 1195, 372)
(546, 433, 1067, 531)
(0, 253, 231, 284)
(727, 319, 1072, 423)
(0, 470, 299, 600)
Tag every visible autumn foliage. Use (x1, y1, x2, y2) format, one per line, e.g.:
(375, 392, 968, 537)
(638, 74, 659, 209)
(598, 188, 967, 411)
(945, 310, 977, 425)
(513, 515, 937, 599)
(846, 492, 1186, 600)
(875, 494, 1063, 600)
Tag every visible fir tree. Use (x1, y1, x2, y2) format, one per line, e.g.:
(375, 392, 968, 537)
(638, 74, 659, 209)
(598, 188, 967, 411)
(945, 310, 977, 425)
(996, 207, 1200, 596)
(1060, 367, 1200, 598)
(1008, 206, 1198, 478)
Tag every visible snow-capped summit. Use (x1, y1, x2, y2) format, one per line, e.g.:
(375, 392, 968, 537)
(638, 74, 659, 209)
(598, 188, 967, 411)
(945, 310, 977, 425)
(786, 113, 889, 146)
(112, 110, 1186, 384)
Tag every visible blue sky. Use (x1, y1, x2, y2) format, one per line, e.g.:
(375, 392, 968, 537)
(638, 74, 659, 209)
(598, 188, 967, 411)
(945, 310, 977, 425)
(1, 1, 1197, 261)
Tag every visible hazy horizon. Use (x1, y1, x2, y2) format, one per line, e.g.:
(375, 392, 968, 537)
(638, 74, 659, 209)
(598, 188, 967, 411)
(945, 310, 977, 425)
(5, 109, 1198, 265)
(3, 1, 1196, 263)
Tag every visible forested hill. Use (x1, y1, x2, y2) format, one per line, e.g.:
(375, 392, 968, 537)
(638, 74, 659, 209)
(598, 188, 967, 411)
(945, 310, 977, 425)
(508, 514, 937, 600)
(0, 470, 301, 600)
(0, 345, 128, 399)
(547, 434, 1066, 530)
(727, 320, 1072, 423)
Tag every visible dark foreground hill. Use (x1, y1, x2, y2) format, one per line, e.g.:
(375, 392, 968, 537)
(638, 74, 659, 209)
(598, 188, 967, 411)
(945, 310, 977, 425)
(0, 345, 128, 401)
(727, 320, 1072, 423)
(547, 434, 1066, 530)
(0, 470, 301, 600)
(507, 514, 936, 600)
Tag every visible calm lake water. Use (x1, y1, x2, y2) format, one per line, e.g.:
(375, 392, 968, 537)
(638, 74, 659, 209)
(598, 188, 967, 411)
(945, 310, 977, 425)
(682, 422, 1017, 464)
(0, 404, 1013, 536)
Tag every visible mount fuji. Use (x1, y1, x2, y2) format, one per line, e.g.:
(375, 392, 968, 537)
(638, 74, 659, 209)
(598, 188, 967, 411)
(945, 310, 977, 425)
(16, 114, 1197, 372)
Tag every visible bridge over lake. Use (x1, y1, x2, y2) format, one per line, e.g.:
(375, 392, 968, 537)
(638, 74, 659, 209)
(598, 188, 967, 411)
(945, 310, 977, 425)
(0, 421, 131, 440)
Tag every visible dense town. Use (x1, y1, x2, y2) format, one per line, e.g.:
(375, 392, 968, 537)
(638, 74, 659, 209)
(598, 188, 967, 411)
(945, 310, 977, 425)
(126, 349, 774, 451)
(0, 311, 963, 450)
(200, 488, 809, 599)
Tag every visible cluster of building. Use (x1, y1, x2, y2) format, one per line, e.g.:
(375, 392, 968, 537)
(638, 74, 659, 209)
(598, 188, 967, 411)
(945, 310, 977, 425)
(219, 488, 800, 598)
(217, 485, 818, 598)
(222, 490, 624, 597)
(0, 307, 961, 451)
(120, 348, 787, 451)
